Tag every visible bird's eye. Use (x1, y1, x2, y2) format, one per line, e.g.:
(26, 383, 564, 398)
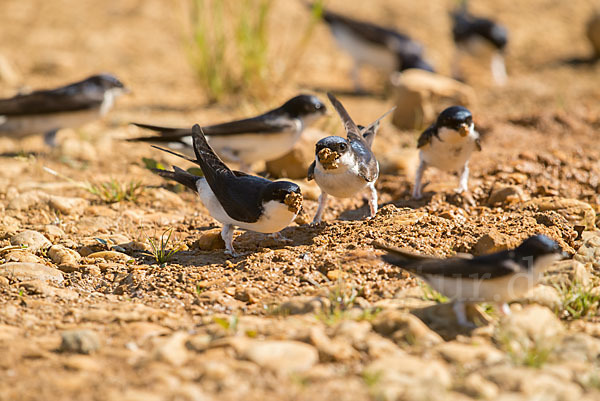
(339, 143, 347, 151)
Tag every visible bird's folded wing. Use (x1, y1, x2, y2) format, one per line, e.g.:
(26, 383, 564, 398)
(307, 161, 316, 181)
(200, 115, 295, 136)
(416, 124, 440, 148)
(0, 88, 104, 115)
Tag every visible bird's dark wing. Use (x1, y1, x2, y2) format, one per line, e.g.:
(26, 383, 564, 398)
(380, 244, 520, 279)
(359, 107, 396, 149)
(416, 124, 440, 148)
(307, 160, 316, 181)
(353, 141, 379, 182)
(327, 92, 364, 144)
(191, 124, 270, 223)
(201, 113, 296, 136)
(131, 113, 296, 141)
(322, 9, 408, 48)
(0, 85, 104, 115)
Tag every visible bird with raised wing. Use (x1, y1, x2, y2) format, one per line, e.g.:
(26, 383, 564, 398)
(308, 93, 394, 223)
(152, 124, 303, 257)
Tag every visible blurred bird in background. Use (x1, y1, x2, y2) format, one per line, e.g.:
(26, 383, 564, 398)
(310, 3, 434, 92)
(0, 74, 127, 146)
(451, 1, 509, 85)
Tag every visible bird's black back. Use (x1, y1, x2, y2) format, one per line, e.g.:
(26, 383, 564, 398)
(190, 125, 274, 223)
(452, 10, 508, 50)
(0, 77, 105, 116)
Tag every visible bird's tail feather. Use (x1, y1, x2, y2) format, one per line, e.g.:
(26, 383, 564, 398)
(372, 241, 434, 262)
(152, 166, 199, 193)
(131, 122, 181, 135)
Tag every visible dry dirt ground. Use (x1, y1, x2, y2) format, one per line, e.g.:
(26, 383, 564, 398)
(1, 0, 600, 400)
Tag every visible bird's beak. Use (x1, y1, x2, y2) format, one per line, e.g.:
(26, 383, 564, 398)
(284, 192, 303, 214)
(459, 123, 470, 137)
(317, 148, 340, 170)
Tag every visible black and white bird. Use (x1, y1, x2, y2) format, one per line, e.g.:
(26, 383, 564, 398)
(412, 106, 481, 200)
(152, 124, 303, 257)
(130, 94, 326, 171)
(308, 93, 394, 223)
(451, 2, 509, 85)
(0, 74, 127, 146)
(314, 6, 434, 91)
(376, 235, 566, 327)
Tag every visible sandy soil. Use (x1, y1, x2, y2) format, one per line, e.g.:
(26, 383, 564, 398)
(1, 0, 600, 400)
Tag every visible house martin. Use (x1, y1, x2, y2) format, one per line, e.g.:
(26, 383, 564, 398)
(130, 94, 326, 171)
(451, 2, 509, 85)
(313, 5, 434, 91)
(152, 124, 303, 257)
(376, 235, 565, 327)
(308, 92, 394, 223)
(412, 106, 481, 200)
(0, 74, 127, 146)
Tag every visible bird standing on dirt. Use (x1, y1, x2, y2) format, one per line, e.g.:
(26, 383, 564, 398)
(308, 93, 394, 223)
(412, 106, 480, 200)
(130, 94, 327, 172)
(312, 5, 434, 91)
(0, 74, 127, 146)
(152, 124, 303, 257)
(376, 235, 566, 327)
(451, 2, 509, 85)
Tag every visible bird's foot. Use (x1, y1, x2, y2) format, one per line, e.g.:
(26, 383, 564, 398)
(270, 232, 292, 245)
(500, 303, 512, 316)
(454, 189, 476, 208)
(224, 249, 240, 258)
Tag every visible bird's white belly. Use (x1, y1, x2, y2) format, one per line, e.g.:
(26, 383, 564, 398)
(331, 25, 397, 72)
(249, 200, 297, 233)
(459, 36, 495, 57)
(314, 163, 367, 198)
(425, 272, 536, 303)
(207, 129, 300, 165)
(0, 109, 100, 137)
(195, 178, 296, 233)
(421, 139, 475, 172)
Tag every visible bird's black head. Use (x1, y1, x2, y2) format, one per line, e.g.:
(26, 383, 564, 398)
(399, 54, 435, 73)
(85, 74, 126, 91)
(514, 235, 564, 266)
(281, 94, 327, 118)
(480, 21, 508, 50)
(436, 106, 473, 135)
(262, 181, 303, 214)
(315, 136, 350, 156)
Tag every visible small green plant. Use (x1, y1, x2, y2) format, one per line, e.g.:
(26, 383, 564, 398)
(187, 0, 272, 102)
(554, 280, 600, 320)
(85, 179, 144, 203)
(186, 0, 324, 102)
(316, 272, 361, 325)
(362, 370, 383, 388)
(214, 315, 239, 333)
(145, 228, 185, 265)
(496, 331, 555, 368)
(420, 282, 449, 303)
